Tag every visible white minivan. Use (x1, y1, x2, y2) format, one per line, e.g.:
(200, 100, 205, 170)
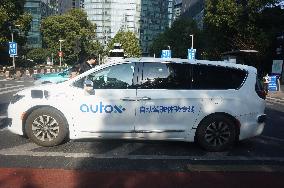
(7, 58, 266, 151)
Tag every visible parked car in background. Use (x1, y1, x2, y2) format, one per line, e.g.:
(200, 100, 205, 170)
(33, 68, 70, 85)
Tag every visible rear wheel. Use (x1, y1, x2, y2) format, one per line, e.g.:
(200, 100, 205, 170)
(196, 115, 236, 151)
(25, 107, 68, 147)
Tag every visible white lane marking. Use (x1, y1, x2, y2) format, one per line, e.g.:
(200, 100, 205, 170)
(0, 86, 29, 95)
(0, 115, 7, 119)
(260, 135, 284, 142)
(0, 127, 8, 132)
(0, 85, 24, 91)
(0, 142, 284, 162)
(1, 149, 284, 162)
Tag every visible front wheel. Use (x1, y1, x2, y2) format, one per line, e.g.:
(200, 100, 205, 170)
(196, 115, 236, 151)
(25, 107, 68, 147)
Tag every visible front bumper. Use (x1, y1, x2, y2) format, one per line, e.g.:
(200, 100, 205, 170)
(7, 104, 25, 135)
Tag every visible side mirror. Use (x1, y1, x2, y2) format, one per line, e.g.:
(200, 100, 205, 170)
(84, 80, 93, 88)
(84, 80, 95, 95)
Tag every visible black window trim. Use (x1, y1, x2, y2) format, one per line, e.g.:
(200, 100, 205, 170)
(191, 64, 248, 90)
(72, 62, 139, 89)
(136, 62, 248, 90)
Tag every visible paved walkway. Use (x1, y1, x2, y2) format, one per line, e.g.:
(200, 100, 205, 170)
(0, 168, 283, 188)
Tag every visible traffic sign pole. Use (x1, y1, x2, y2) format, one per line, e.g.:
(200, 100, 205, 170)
(9, 42, 17, 69)
(11, 32, 15, 69)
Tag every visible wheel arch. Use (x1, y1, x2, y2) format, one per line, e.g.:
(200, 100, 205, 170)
(22, 105, 69, 137)
(195, 112, 241, 141)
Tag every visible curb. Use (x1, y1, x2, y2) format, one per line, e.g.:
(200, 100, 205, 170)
(267, 96, 284, 102)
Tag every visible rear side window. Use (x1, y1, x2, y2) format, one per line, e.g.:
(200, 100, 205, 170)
(140, 62, 191, 89)
(192, 65, 247, 90)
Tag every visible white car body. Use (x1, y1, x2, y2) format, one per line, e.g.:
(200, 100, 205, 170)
(7, 58, 266, 151)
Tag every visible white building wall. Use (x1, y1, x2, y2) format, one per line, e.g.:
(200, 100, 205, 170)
(84, 0, 169, 54)
(84, 0, 139, 45)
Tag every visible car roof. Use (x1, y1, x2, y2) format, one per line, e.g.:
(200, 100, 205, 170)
(66, 57, 257, 85)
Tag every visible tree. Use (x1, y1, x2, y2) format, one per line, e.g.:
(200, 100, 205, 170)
(41, 9, 103, 65)
(26, 48, 51, 65)
(150, 18, 201, 58)
(203, 0, 282, 61)
(0, 0, 32, 66)
(107, 31, 142, 57)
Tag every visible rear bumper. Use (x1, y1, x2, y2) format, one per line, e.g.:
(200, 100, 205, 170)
(238, 113, 266, 140)
(257, 114, 266, 124)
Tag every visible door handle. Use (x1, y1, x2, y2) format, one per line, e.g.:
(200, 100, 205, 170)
(140, 97, 151, 101)
(121, 97, 137, 101)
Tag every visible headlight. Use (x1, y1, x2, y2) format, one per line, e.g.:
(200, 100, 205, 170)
(10, 94, 25, 104)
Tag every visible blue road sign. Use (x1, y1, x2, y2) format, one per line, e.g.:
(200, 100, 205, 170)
(9, 42, 17, 56)
(268, 76, 278, 91)
(188, 48, 196, 60)
(161, 50, 171, 58)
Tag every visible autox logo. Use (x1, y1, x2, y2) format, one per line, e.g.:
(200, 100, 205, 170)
(80, 102, 126, 114)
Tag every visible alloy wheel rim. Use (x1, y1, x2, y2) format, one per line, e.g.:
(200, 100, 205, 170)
(32, 115, 59, 142)
(204, 121, 231, 147)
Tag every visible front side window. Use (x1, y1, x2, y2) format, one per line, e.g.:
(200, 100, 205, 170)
(73, 63, 135, 89)
(140, 62, 191, 89)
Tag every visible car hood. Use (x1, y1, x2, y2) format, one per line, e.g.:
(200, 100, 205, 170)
(16, 82, 69, 97)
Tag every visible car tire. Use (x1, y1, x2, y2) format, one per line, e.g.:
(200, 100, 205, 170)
(25, 107, 68, 147)
(196, 114, 236, 152)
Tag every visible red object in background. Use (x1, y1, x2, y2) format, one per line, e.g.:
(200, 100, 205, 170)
(1, 168, 284, 188)
(58, 51, 63, 57)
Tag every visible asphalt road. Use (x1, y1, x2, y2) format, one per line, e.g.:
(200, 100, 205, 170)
(1, 78, 284, 187)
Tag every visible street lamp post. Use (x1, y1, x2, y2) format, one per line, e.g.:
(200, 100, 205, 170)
(11, 31, 15, 69)
(9, 25, 21, 69)
(51, 53, 54, 65)
(190, 34, 194, 49)
(59, 39, 64, 67)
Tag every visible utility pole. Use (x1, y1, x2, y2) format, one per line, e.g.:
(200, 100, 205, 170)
(11, 31, 15, 69)
(9, 25, 21, 69)
(190, 34, 194, 49)
(59, 39, 64, 67)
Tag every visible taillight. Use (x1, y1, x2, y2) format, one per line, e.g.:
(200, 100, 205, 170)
(255, 77, 266, 100)
(256, 90, 266, 100)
